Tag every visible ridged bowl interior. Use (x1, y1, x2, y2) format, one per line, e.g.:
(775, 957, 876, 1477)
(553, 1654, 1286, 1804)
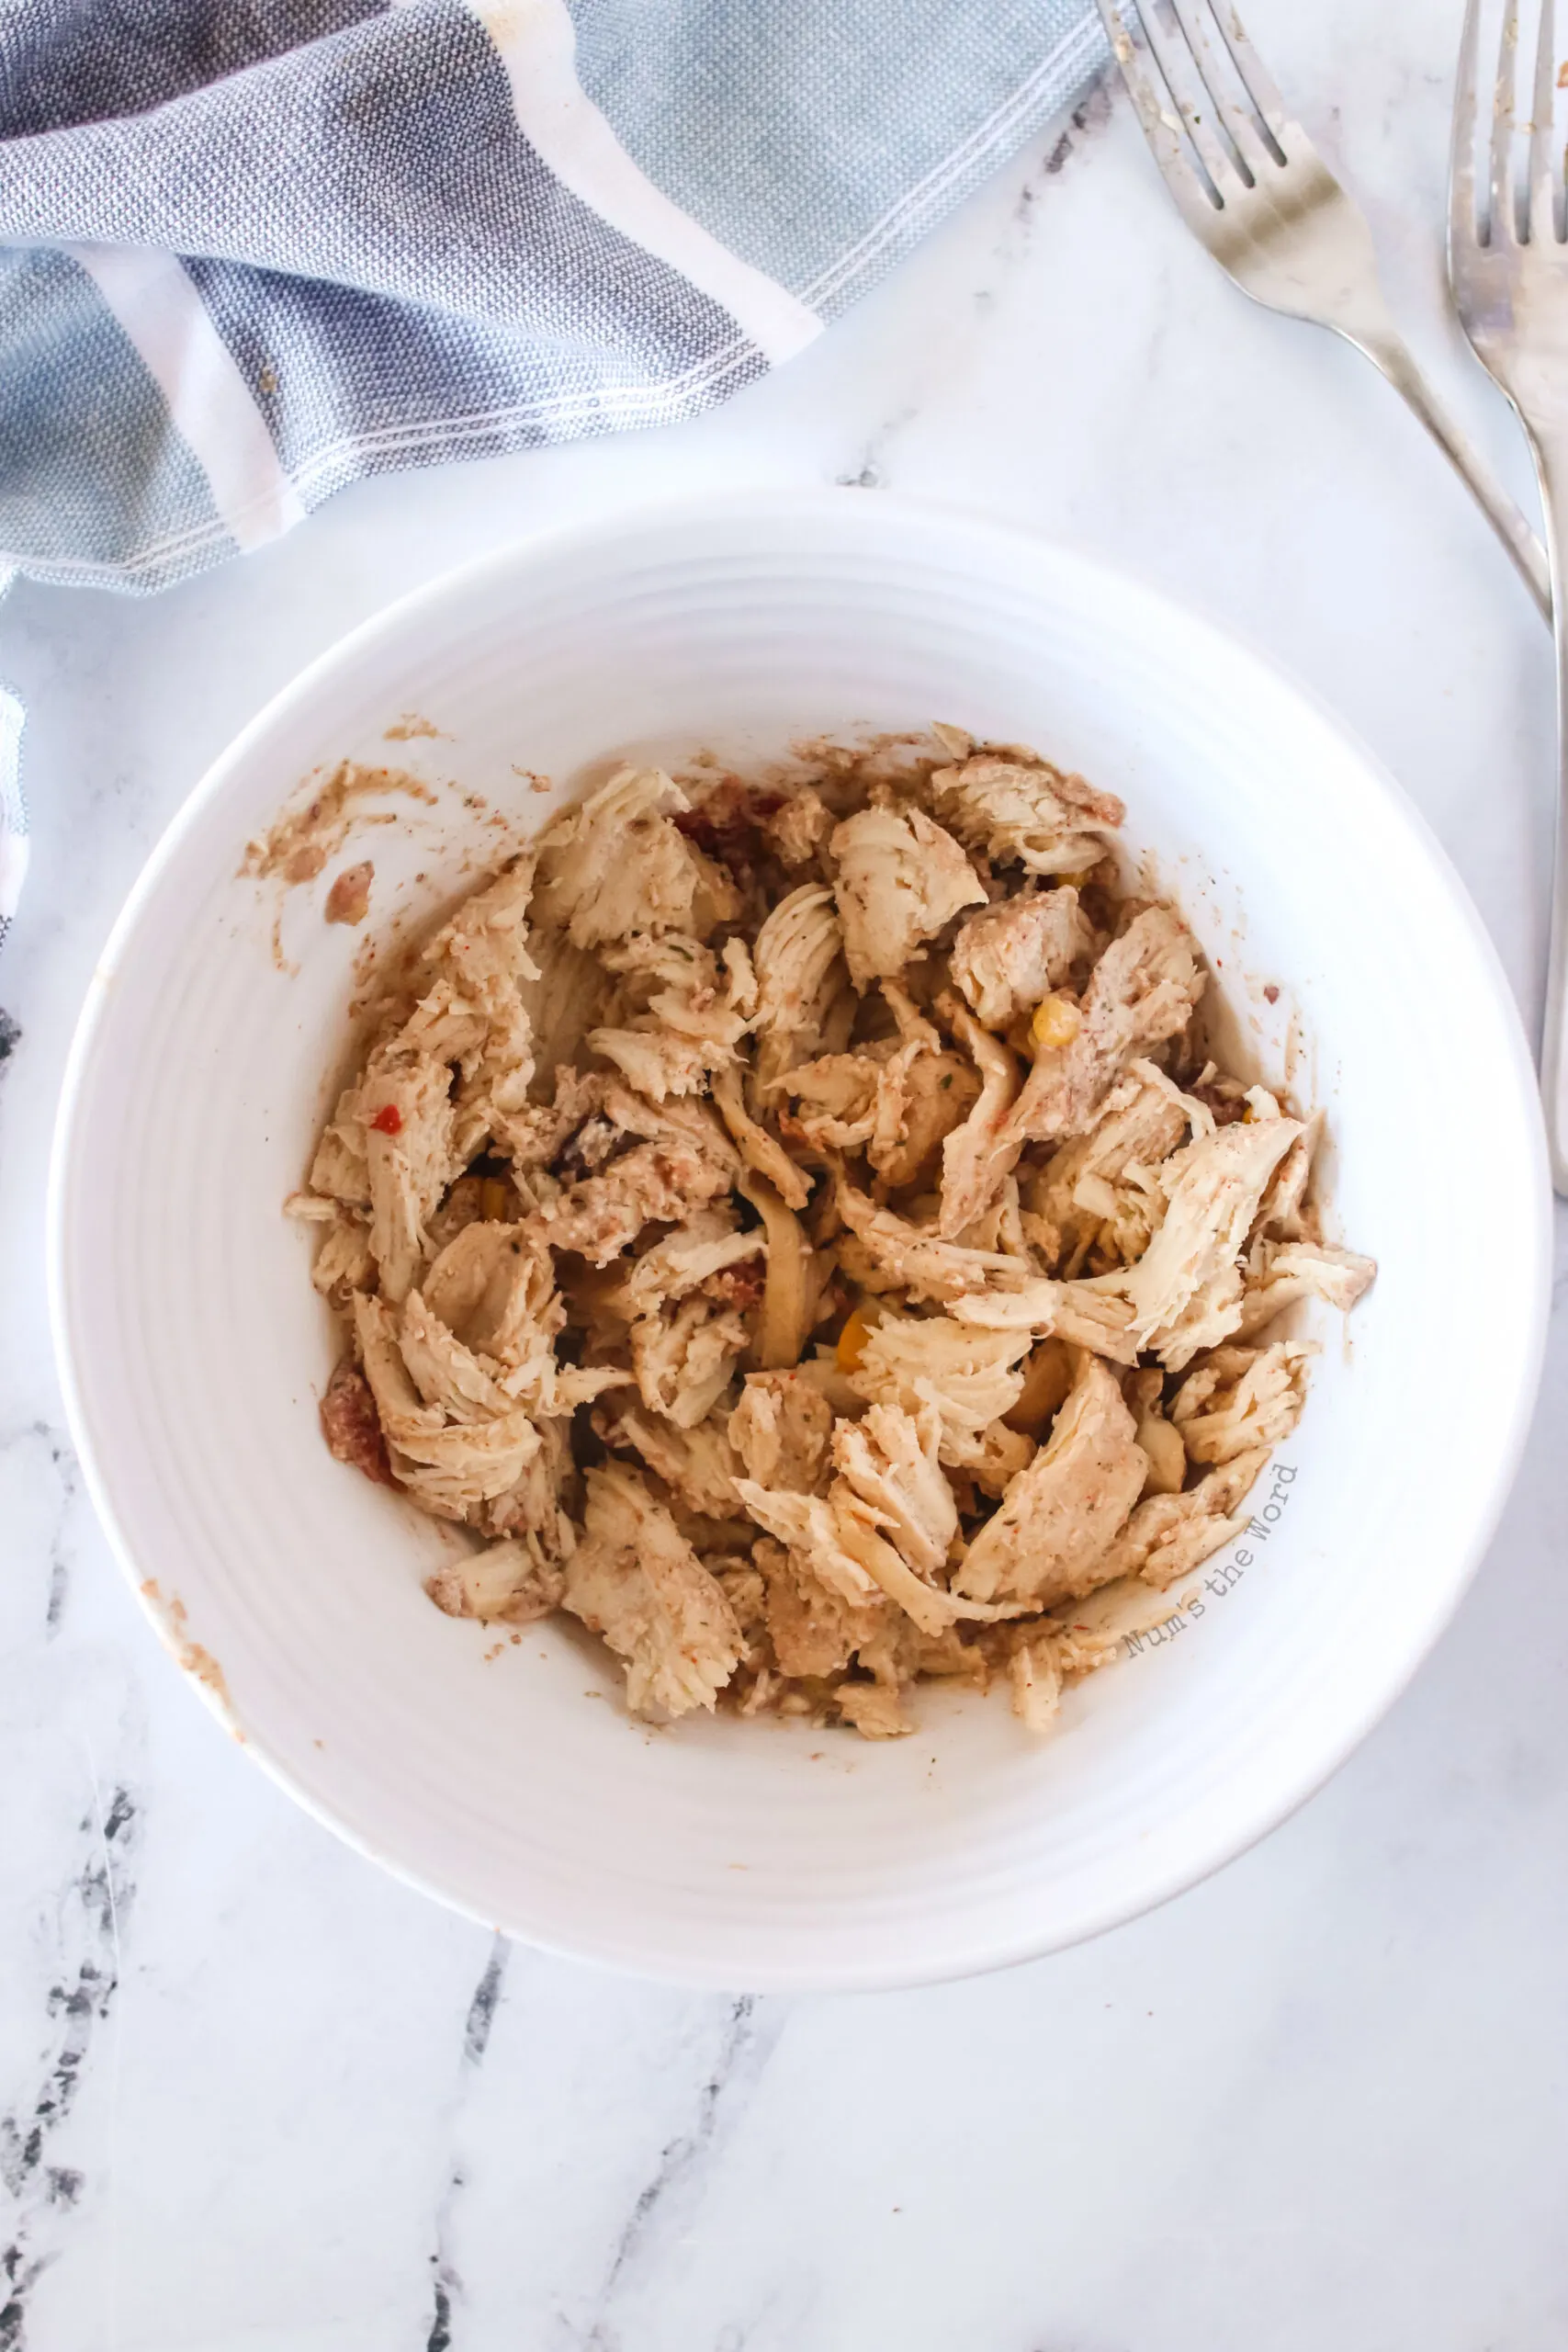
(50, 492, 1549, 1990)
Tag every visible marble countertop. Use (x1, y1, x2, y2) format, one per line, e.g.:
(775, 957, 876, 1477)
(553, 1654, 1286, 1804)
(4, 3, 1567, 2346)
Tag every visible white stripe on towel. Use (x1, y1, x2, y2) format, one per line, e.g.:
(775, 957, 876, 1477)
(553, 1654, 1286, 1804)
(462, 0, 823, 367)
(67, 244, 304, 552)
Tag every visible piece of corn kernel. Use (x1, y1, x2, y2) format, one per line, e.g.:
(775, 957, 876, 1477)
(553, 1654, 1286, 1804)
(480, 1178, 509, 1221)
(1030, 993, 1082, 1052)
(837, 1305, 872, 1373)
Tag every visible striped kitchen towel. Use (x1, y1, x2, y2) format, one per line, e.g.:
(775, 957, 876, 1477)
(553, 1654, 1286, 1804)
(0, 0, 1107, 943)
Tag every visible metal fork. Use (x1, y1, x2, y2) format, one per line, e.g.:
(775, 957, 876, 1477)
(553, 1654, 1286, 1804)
(1450, 0, 1568, 1188)
(1097, 0, 1552, 622)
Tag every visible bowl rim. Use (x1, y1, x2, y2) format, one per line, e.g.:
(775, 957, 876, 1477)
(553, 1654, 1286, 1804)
(48, 484, 1554, 1990)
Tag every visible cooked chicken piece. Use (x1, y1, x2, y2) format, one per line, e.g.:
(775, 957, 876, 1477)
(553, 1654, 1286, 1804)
(764, 785, 833, 869)
(761, 1467, 988, 1667)
(829, 803, 986, 986)
(776, 1046, 888, 1149)
(734, 1481, 886, 1611)
(848, 1309, 1032, 1469)
(947, 1275, 1141, 1363)
(713, 1555, 769, 1652)
(309, 1087, 372, 1207)
(425, 1534, 566, 1625)
(515, 926, 611, 1091)
(1008, 1627, 1064, 1733)
(1101, 1448, 1268, 1589)
(593, 1397, 743, 1520)
(896, 1621, 990, 1687)
(413, 852, 540, 1119)
(775, 994, 976, 1190)
(589, 933, 756, 1100)
(938, 908, 1207, 1240)
(967, 1420, 1036, 1497)
(612, 1208, 763, 1317)
(1047, 1572, 1203, 1675)
(1109, 1114, 1303, 1369)
(751, 882, 848, 1088)
(954, 1355, 1145, 1607)
(710, 1063, 810, 1209)
(490, 1066, 606, 1170)
(374, 977, 490, 1112)
(1022, 1058, 1203, 1273)
(628, 1289, 750, 1429)
(532, 1133, 735, 1266)
(953, 1170, 1028, 1259)
(759, 1535, 884, 1679)
(930, 753, 1123, 874)
(833, 1404, 958, 1580)
(1170, 1340, 1312, 1464)
(876, 1045, 982, 1191)
(397, 1288, 512, 1420)
(835, 1471, 1040, 1635)
(479, 1411, 579, 1548)
(728, 1372, 834, 1493)
(534, 765, 738, 947)
(353, 1293, 543, 1519)
(835, 1680, 911, 1738)
(357, 1052, 459, 1304)
(307, 1208, 376, 1305)
(741, 1425, 1036, 1639)
(989, 906, 1204, 1209)
(938, 996, 1023, 1237)
(601, 1084, 744, 1162)
(562, 1464, 744, 1717)
(1249, 1109, 1323, 1241)
(1234, 1239, 1377, 1340)
(418, 1221, 620, 1418)
(835, 1180, 1032, 1306)
(950, 887, 1096, 1028)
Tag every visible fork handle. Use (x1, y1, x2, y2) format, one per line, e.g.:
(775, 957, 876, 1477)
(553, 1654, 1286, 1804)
(1528, 428, 1568, 1193)
(1340, 319, 1553, 625)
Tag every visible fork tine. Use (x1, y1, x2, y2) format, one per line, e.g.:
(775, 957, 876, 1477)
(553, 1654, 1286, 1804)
(1134, 0, 1253, 202)
(1096, 0, 1225, 231)
(1203, 0, 1291, 146)
(1170, 0, 1279, 178)
(1493, 0, 1521, 241)
(1450, 0, 1483, 250)
(1529, 0, 1559, 239)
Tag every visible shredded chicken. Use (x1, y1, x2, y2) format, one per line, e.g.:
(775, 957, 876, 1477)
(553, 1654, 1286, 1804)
(1100, 1449, 1269, 1589)
(954, 1355, 1146, 1607)
(562, 1464, 743, 1717)
(929, 752, 1124, 876)
(950, 888, 1096, 1029)
(729, 1372, 833, 1493)
(299, 728, 1371, 1743)
(534, 765, 736, 946)
(829, 803, 986, 986)
(1169, 1340, 1312, 1464)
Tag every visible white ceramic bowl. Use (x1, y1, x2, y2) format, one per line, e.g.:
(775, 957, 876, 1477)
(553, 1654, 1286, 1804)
(51, 491, 1550, 1991)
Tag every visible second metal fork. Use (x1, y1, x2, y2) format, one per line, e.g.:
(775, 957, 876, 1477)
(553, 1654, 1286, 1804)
(1098, 0, 1552, 621)
(1450, 0, 1568, 1189)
